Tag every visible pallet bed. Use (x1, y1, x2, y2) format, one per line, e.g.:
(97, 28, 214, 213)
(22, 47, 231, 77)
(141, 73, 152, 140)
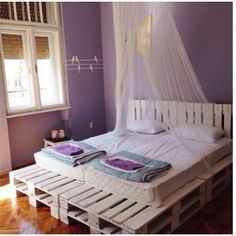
(9, 153, 232, 234)
(9, 100, 232, 233)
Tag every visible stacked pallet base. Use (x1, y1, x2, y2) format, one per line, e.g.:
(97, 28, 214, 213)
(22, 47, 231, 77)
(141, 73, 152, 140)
(9, 154, 232, 234)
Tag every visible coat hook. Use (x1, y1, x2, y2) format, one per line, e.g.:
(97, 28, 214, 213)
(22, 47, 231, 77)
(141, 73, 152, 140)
(94, 56, 98, 64)
(75, 56, 79, 64)
(72, 56, 75, 64)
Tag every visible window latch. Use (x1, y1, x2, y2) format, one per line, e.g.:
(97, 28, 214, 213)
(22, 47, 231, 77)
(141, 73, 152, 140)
(35, 64, 38, 74)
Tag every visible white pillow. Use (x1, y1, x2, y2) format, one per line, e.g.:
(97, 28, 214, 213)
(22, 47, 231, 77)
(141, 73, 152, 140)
(175, 124, 224, 143)
(127, 119, 167, 134)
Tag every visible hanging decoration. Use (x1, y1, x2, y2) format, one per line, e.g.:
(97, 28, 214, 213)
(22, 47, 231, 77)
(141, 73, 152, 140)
(65, 55, 103, 73)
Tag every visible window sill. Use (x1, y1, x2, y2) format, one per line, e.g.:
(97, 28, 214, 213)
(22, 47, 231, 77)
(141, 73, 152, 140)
(6, 106, 71, 119)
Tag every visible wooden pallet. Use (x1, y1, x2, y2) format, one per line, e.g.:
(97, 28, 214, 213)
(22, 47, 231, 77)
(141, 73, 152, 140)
(9, 153, 232, 234)
(9, 164, 84, 219)
(197, 154, 232, 203)
(59, 178, 205, 234)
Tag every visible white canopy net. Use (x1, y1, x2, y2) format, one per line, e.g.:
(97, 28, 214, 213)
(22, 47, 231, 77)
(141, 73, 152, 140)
(112, 2, 208, 136)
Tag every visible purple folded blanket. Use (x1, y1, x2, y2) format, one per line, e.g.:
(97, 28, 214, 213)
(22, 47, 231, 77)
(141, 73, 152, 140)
(104, 157, 145, 171)
(51, 144, 84, 156)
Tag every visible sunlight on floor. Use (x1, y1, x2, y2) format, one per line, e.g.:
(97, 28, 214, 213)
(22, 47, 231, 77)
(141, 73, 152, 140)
(0, 184, 16, 205)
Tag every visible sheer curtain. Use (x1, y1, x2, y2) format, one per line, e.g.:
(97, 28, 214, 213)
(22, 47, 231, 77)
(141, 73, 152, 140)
(112, 2, 208, 136)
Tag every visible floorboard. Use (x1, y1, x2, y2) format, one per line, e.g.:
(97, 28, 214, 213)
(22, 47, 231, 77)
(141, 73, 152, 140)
(0, 175, 232, 234)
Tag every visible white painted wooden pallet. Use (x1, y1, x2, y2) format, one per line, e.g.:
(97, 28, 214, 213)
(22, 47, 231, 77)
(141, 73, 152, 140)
(59, 178, 205, 234)
(197, 154, 232, 203)
(9, 164, 84, 219)
(129, 100, 232, 138)
(9, 153, 232, 234)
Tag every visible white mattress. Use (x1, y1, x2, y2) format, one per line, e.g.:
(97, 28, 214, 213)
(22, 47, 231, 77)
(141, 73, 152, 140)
(34, 131, 166, 181)
(34, 131, 231, 206)
(84, 134, 232, 206)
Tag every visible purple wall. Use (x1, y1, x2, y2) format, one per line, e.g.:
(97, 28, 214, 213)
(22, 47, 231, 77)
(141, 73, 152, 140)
(169, 2, 232, 104)
(61, 2, 106, 140)
(101, 2, 232, 131)
(8, 112, 64, 168)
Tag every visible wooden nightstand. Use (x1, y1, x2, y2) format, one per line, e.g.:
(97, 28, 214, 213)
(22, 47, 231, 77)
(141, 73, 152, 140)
(44, 137, 71, 148)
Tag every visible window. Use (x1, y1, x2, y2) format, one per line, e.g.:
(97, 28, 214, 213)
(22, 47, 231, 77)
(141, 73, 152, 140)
(0, 2, 68, 115)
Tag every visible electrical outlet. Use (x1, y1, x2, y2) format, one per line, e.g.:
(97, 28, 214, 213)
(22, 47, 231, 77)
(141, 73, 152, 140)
(90, 122, 95, 129)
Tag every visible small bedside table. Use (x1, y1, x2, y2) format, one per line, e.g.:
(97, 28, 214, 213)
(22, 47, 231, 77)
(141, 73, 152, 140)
(44, 137, 71, 148)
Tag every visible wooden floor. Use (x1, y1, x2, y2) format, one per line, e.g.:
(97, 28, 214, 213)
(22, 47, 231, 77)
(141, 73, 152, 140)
(0, 174, 232, 234)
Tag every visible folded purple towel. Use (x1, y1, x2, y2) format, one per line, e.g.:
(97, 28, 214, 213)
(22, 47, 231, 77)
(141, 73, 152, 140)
(51, 144, 84, 156)
(104, 157, 145, 171)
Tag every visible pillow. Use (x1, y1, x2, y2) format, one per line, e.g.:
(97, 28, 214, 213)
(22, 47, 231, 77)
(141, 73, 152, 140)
(127, 119, 167, 134)
(174, 124, 224, 143)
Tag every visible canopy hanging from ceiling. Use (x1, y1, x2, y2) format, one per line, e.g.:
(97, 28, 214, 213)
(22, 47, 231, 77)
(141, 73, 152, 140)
(112, 2, 208, 136)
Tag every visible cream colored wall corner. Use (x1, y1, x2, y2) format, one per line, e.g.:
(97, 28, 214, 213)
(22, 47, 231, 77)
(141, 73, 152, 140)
(0, 72, 12, 174)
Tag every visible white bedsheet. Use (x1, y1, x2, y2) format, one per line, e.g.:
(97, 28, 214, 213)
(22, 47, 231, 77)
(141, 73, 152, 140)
(84, 134, 232, 206)
(34, 131, 167, 181)
(34, 131, 231, 206)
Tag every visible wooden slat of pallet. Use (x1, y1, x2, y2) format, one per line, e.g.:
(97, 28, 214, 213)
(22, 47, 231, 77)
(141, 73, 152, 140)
(76, 212, 89, 222)
(214, 104, 223, 128)
(194, 103, 202, 125)
(135, 100, 141, 120)
(40, 195, 53, 206)
(146, 100, 155, 120)
(10, 164, 38, 176)
(155, 101, 162, 121)
(161, 101, 169, 123)
(151, 179, 205, 219)
(128, 100, 135, 120)
(141, 100, 147, 120)
(177, 102, 186, 126)
(198, 154, 232, 179)
(202, 103, 214, 126)
(14, 166, 43, 179)
(21, 169, 50, 181)
(15, 182, 28, 194)
(112, 203, 147, 224)
(36, 192, 51, 200)
(68, 209, 85, 218)
(123, 206, 164, 232)
(28, 172, 59, 184)
(61, 184, 93, 200)
(42, 178, 74, 192)
(79, 191, 111, 208)
(68, 211, 89, 223)
(223, 104, 232, 138)
(102, 199, 135, 219)
(102, 224, 121, 234)
(36, 175, 66, 188)
(50, 181, 83, 196)
(169, 101, 178, 128)
(70, 189, 101, 205)
(89, 194, 124, 215)
(180, 195, 202, 213)
(186, 103, 194, 125)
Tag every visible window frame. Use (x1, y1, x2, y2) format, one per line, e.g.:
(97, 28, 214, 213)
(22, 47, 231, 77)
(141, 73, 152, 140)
(0, 3, 69, 117)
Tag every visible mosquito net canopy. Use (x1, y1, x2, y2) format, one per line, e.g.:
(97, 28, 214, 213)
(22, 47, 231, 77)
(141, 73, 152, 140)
(112, 2, 208, 136)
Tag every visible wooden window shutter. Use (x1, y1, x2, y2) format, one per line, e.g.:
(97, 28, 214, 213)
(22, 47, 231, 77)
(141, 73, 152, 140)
(35, 36, 49, 59)
(1, 34, 24, 59)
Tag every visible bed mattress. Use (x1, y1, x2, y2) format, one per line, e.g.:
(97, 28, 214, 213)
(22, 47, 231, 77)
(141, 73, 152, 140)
(84, 134, 232, 206)
(34, 131, 168, 181)
(34, 131, 231, 206)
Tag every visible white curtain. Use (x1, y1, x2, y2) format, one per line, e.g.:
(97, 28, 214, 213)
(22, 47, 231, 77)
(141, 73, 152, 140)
(0, 73, 12, 174)
(112, 2, 208, 136)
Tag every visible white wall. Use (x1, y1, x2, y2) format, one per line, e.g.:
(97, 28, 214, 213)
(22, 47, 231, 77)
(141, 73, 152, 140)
(0, 72, 12, 174)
